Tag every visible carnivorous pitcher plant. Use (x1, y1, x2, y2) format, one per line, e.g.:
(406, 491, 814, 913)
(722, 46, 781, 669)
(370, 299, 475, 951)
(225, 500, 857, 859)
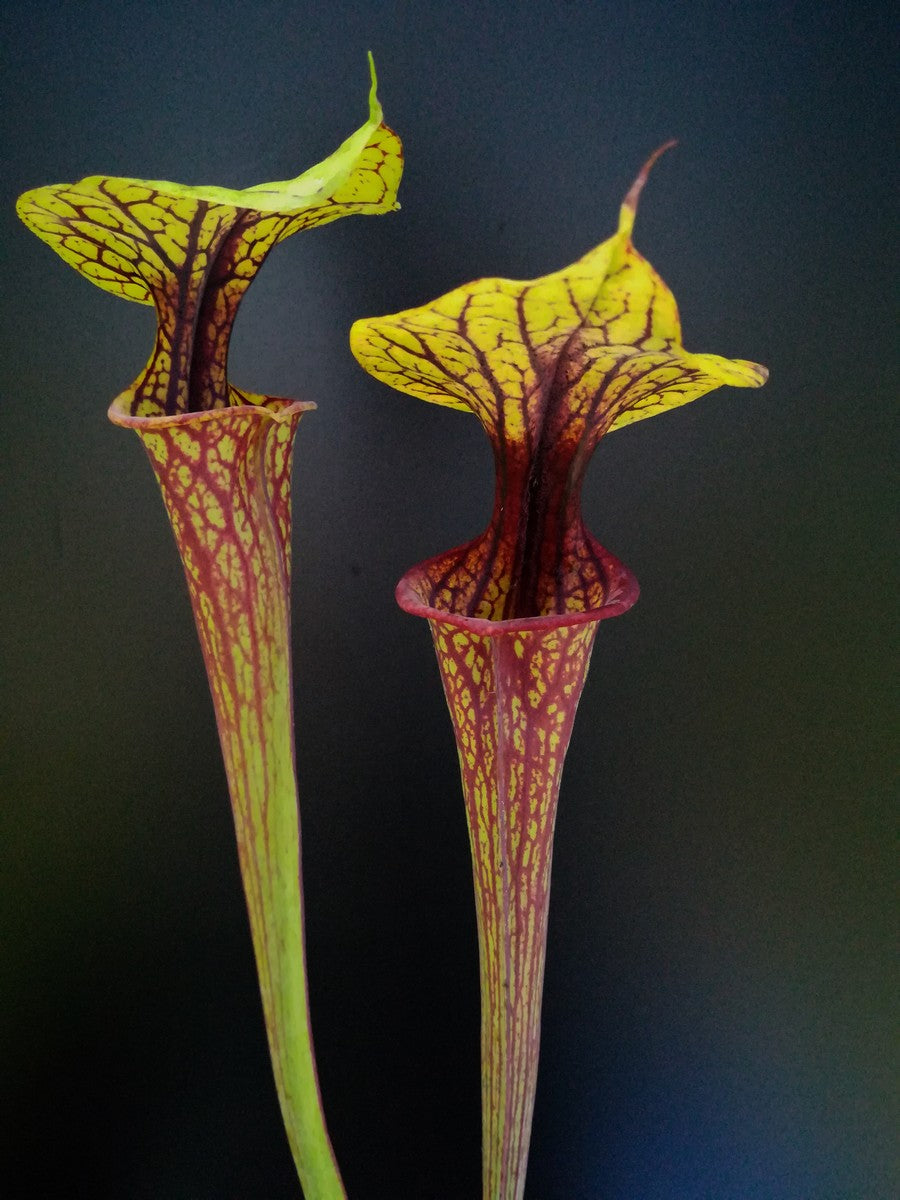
(17, 58, 402, 1200)
(351, 143, 767, 1200)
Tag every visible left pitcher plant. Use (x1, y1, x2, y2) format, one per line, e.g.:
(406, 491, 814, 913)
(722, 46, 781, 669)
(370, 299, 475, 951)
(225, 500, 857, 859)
(17, 57, 402, 1200)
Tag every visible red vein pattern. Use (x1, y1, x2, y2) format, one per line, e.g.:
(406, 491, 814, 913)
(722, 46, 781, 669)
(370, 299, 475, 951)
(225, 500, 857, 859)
(16, 116, 402, 419)
(433, 619, 599, 1198)
(108, 395, 346, 1194)
(399, 543, 633, 1200)
(18, 65, 403, 1200)
(356, 147, 767, 1199)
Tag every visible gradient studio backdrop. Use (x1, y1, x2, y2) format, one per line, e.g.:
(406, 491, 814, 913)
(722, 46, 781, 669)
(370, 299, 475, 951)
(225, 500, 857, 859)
(1, 3, 895, 1198)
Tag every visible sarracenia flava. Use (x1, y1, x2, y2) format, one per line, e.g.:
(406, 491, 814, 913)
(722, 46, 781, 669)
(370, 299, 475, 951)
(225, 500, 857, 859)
(351, 143, 767, 1200)
(17, 57, 402, 1200)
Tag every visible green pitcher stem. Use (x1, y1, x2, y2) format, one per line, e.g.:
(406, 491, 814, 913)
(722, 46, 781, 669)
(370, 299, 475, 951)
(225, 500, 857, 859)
(222, 634, 344, 1199)
(233, 758, 345, 1200)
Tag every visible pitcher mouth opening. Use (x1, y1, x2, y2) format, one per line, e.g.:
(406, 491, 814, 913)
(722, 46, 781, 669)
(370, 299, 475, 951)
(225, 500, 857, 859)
(396, 534, 639, 638)
(108, 388, 316, 429)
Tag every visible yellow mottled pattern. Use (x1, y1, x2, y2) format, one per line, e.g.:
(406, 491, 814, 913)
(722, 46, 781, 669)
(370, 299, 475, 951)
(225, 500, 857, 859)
(352, 147, 765, 624)
(350, 145, 765, 433)
(431, 619, 596, 1200)
(17, 56, 402, 419)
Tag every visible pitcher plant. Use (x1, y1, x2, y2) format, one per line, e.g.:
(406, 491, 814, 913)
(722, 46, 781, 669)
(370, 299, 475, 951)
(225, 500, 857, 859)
(17, 57, 402, 1200)
(351, 142, 767, 1200)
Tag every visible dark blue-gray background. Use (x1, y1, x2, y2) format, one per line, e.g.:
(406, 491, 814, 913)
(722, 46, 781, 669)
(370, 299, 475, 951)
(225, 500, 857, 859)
(1, 2, 895, 1197)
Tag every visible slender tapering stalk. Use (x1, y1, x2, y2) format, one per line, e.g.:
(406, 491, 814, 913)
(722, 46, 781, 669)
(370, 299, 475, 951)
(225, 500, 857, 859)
(432, 620, 595, 1197)
(110, 397, 344, 1196)
(399, 542, 636, 1200)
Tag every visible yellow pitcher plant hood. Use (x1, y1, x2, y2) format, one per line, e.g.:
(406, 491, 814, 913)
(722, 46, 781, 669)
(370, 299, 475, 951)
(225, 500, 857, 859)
(352, 139, 763, 431)
(18, 53, 401, 419)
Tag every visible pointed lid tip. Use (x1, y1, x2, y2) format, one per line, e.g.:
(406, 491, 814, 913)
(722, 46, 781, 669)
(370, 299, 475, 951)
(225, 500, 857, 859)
(366, 50, 381, 122)
(622, 139, 677, 214)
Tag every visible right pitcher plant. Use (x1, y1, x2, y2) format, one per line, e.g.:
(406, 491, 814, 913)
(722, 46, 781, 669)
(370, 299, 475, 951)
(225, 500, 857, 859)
(350, 143, 768, 1200)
